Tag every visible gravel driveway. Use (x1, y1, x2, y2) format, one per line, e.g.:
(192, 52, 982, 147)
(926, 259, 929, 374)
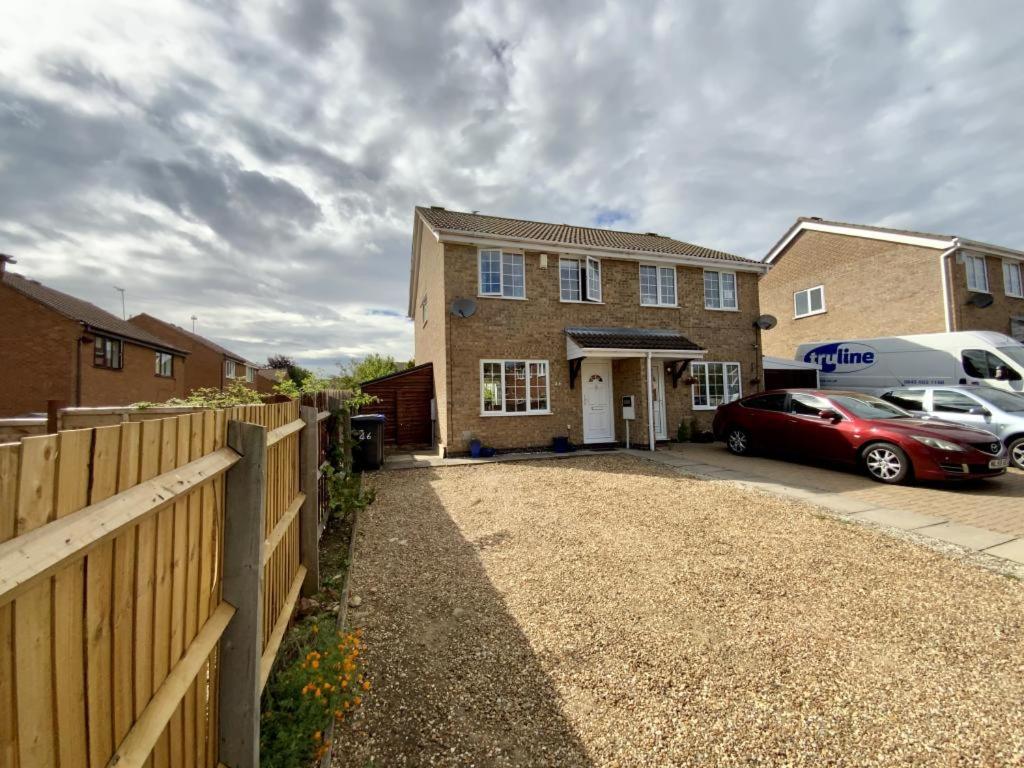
(332, 454, 1024, 767)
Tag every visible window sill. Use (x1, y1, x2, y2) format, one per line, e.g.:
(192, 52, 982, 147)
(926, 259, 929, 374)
(640, 302, 679, 309)
(477, 294, 528, 301)
(967, 288, 991, 295)
(1006, 292, 1024, 299)
(560, 299, 605, 305)
(691, 405, 720, 411)
(794, 309, 827, 320)
(479, 410, 552, 417)
(704, 306, 740, 312)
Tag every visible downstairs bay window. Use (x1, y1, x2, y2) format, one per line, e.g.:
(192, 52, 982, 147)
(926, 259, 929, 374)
(691, 362, 742, 409)
(481, 360, 550, 415)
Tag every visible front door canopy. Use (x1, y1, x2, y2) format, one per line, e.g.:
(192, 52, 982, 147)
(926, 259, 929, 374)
(565, 326, 707, 361)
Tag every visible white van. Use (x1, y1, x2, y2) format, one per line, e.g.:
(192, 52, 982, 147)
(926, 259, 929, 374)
(794, 331, 1024, 394)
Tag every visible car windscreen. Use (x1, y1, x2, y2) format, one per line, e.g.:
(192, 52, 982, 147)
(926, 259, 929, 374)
(997, 346, 1024, 369)
(829, 395, 911, 420)
(975, 387, 1024, 412)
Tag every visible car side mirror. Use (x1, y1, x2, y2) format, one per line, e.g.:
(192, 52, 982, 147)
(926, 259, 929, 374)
(968, 406, 990, 417)
(818, 408, 841, 422)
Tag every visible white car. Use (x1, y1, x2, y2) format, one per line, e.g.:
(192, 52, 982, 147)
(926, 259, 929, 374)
(880, 386, 1024, 469)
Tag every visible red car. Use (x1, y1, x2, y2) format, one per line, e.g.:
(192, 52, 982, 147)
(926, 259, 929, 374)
(712, 389, 1009, 484)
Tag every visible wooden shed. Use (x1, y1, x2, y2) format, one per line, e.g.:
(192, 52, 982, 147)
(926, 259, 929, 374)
(359, 363, 434, 447)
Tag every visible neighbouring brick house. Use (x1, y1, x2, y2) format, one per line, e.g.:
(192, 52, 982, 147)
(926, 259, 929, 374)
(410, 207, 769, 454)
(0, 258, 188, 417)
(128, 313, 264, 394)
(759, 217, 1024, 357)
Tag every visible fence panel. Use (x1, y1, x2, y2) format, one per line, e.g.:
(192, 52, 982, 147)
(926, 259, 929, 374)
(0, 397, 339, 768)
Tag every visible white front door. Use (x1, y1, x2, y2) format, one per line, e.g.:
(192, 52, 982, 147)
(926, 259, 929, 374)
(652, 364, 668, 440)
(581, 359, 614, 443)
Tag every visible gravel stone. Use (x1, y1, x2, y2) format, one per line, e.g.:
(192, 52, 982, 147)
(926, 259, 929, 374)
(332, 455, 1024, 767)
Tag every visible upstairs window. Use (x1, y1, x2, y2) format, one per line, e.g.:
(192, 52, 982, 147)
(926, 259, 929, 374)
(559, 257, 601, 302)
(704, 270, 738, 310)
(639, 265, 676, 306)
(155, 352, 173, 377)
(224, 359, 236, 380)
(964, 254, 989, 292)
(1003, 261, 1023, 298)
(94, 336, 123, 370)
(479, 249, 525, 298)
(245, 365, 255, 383)
(794, 285, 826, 318)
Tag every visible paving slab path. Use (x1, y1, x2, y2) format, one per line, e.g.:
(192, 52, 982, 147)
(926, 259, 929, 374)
(632, 444, 1024, 567)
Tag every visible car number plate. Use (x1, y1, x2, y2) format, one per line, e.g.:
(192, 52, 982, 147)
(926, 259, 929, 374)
(989, 458, 1009, 469)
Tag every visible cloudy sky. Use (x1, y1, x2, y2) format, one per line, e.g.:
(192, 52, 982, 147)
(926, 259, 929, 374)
(2, 1, 1022, 370)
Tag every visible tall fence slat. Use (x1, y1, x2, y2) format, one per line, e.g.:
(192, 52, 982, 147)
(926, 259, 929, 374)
(14, 435, 59, 768)
(87, 425, 121, 767)
(0, 444, 21, 768)
(113, 421, 141, 745)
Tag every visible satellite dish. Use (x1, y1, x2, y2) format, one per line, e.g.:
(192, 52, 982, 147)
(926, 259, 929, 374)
(754, 314, 778, 330)
(449, 298, 477, 318)
(968, 292, 994, 309)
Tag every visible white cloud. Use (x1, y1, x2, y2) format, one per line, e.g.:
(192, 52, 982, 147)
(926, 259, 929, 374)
(1, 0, 1023, 369)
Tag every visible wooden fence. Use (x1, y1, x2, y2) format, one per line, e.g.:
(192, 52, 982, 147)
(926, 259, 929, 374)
(0, 397, 343, 768)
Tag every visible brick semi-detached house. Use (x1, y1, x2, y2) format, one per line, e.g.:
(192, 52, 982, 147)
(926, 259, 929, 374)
(409, 207, 770, 455)
(128, 313, 269, 394)
(0, 257, 187, 417)
(759, 217, 1024, 358)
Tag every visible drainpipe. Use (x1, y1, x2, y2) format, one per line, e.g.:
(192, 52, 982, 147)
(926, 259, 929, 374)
(646, 351, 655, 451)
(940, 239, 960, 332)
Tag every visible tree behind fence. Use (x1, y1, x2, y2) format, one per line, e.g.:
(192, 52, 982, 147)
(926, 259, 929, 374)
(0, 396, 344, 768)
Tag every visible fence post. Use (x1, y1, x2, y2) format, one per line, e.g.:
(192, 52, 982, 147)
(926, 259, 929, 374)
(218, 420, 267, 768)
(299, 405, 320, 596)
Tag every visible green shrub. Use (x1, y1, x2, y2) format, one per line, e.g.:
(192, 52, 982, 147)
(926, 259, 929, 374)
(260, 621, 367, 767)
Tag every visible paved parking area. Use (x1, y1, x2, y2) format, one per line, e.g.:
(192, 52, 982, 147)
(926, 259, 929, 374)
(644, 444, 1024, 565)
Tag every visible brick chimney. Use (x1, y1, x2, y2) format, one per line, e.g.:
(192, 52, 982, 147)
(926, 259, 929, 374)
(0, 254, 15, 277)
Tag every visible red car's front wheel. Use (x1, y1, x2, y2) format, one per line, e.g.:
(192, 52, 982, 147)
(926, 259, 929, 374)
(726, 427, 752, 456)
(862, 442, 911, 484)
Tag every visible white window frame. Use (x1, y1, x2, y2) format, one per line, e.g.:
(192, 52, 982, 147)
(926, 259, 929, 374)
(224, 359, 236, 380)
(478, 248, 526, 299)
(964, 253, 989, 293)
(1003, 260, 1023, 298)
(690, 361, 742, 410)
(704, 269, 738, 311)
(559, 256, 603, 303)
(479, 359, 551, 416)
(245, 365, 255, 383)
(154, 351, 173, 378)
(793, 285, 826, 318)
(639, 264, 677, 307)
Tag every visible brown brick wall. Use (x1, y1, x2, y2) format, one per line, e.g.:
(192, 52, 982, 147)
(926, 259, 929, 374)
(759, 230, 1024, 357)
(758, 230, 947, 357)
(77, 334, 186, 407)
(433, 243, 763, 453)
(129, 314, 228, 393)
(412, 227, 448, 446)
(949, 253, 1024, 336)
(0, 283, 78, 416)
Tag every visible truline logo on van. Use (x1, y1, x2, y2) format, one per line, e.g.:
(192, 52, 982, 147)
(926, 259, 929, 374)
(803, 342, 878, 374)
